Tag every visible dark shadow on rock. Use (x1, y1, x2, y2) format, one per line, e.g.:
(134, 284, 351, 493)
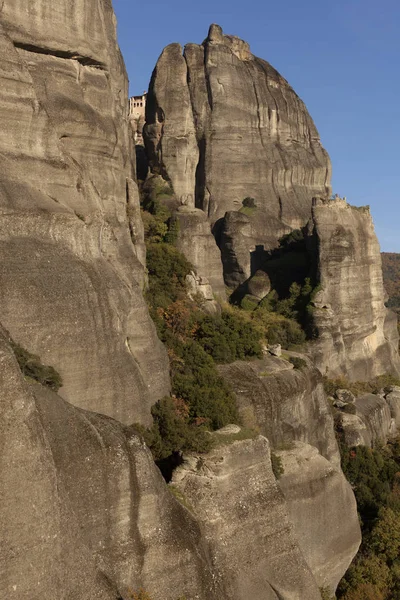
(156, 451, 184, 483)
(212, 217, 225, 248)
(135, 144, 148, 181)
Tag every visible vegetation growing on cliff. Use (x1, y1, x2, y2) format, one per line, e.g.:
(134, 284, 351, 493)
(323, 374, 400, 398)
(230, 229, 320, 346)
(10, 339, 63, 391)
(139, 186, 266, 471)
(334, 418, 400, 599)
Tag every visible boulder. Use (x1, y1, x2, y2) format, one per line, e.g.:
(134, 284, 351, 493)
(341, 394, 395, 447)
(335, 389, 356, 404)
(247, 270, 272, 299)
(268, 344, 282, 357)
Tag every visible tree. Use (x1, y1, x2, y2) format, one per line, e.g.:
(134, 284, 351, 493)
(368, 507, 400, 562)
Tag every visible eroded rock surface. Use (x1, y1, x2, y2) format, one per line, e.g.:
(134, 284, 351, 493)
(0, 327, 219, 600)
(145, 23, 331, 277)
(310, 197, 400, 381)
(173, 206, 226, 296)
(0, 0, 169, 424)
(218, 355, 340, 466)
(340, 392, 397, 447)
(277, 442, 361, 592)
(172, 436, 322, 600)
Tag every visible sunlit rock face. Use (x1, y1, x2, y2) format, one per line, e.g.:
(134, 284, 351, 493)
(277, 442, 361, 592)
(310, 197, 400, 381)
(172, 436, 323, 600)
(218, 356, 340, 466)
(144, 23, 331, 284)
(0, 327, 218, 600)
(0, 0, 170, 425)
(217, 357, 361, 590)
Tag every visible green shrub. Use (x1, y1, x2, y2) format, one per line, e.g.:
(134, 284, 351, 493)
(278, 228, 305, 249)
(11, 340, 62, 392)
(211, 427, 258, 448)
(320, 587, 335, 600)
(289, 356, 307, 370)
(164, 217, 180, 245)
(141, 210, 169, 243)
(239, 197, 257, 216)
(242, 196, 256, 209)
(194, 311, 263, 363)
(137, 396, 212, 461)
(336, 439, 400, 598)
(172, 340, 238, 429)
(240, 294, 260, 311)
(271, 452, 284, 479)
(146, 243, 192, 309)
(323, 374, 400, 399)
(264, 315, 306, 347)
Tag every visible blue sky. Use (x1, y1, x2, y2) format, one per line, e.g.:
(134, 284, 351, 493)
(114, 0, 400, 251)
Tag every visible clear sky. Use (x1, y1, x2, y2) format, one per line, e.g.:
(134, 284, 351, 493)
(114, 0, 400, 251)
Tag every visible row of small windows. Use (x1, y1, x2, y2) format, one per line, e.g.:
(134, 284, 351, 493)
(132, 102, 144, 107)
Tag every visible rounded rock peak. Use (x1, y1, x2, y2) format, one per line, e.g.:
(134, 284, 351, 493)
(208, 23, 224, 42)
(206, 23, 252, 60)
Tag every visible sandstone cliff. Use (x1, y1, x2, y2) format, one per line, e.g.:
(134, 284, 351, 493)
(172, 436, 323, 600)
(278, 442, 360, 591)
(218, 355, 339, 465)
(0, 327, 220, 600)
(310, 197, 400, 380)
(145, 23, 331, 284)
(3, 316, 359, 599)
(0, 5, 371, 599)
(0, 0, 170, 425)
(218, 355, 361, 589)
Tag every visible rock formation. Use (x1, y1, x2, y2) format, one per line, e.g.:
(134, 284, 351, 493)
(0, 0, 170, 425)
(337, 386, 400, 448)
(172, 436, 323, 599)
(0, 327, 219, 600)
(172, 206, 226, 297)
(310, 196, 400, 380)
(277, 442, 360, 592)
(217, 356, 362, 589)
(0, 3, 390, 598)
(145, 23, 332, 285)
(218, 355, 340, 465)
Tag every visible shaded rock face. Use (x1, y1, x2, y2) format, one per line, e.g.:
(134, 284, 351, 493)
(215, 361, 361, 590)
(218, 355, 340, 467)
(173, 206, 226, 296)
(310, 197, 400, 381)
(0, 328, 219, 600)
(172, 437, 322, 600)
(0, 0, 169, 424)
(145, 23, 331, 281)
(341, 392, 397, 447)
(278, 442, 361, 592)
